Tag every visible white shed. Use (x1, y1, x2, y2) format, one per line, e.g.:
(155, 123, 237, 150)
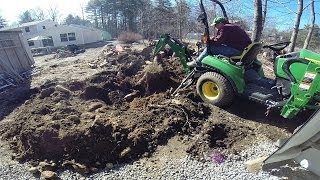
(0, 31, 34, 82)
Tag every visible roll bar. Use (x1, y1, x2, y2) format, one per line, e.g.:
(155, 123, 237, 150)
(198, 0, 228, 51)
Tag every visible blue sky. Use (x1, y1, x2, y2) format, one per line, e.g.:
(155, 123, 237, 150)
(0, 0, 319, 31)
(188, 0, 320, 31)
(0, 0, 88, 25)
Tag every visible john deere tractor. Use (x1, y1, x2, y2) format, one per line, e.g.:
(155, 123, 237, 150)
(153, 0, 320, 119)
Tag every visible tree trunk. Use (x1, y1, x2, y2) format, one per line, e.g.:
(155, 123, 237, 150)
(262, 0, 267, 28)
(178, 0, 183, 40)
(303, 0, 315, 49)
(94, 10, 98, 28)
(288, 0, 303, 52)
(252, 0, 263, 42)
(100, 6, 105, 30)
(128, 14, 135, 32)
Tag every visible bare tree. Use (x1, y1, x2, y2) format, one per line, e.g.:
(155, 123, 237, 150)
(175, 0, 190, 40)
(252, 0, 263, 42)
(288, 0, 303, 52)
(262, 0, 267, 28)
(303, 0, 315, 49)
(47, 6, 60, 22)
(32, 8, 46, 20)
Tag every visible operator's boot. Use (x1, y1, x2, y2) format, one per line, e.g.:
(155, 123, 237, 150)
(187, 60, 200, 67)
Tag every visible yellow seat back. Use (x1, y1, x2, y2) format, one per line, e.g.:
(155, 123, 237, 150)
(231, 42, 262, 66)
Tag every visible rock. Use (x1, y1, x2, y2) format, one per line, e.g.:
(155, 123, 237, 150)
(72, 163, 89, 174)
(90, 167, 99, 173)
(124, 91, 139, 101)
(38, 161, 56, 171)
(120, 147, 131, 158)
(28, 166, 39, 174)
(39, 161, 51, 168)
(39, 88, 54, 99)
(104, 51, 114, 57)
(81, 112, 96, 120)
(115, 44, 124, 53)
(55, 85, 71, 94)
(67, 115, 80, 123)
(106, 163, 113, 169)
(41, 170, 57, 179)
(88, 102, 103, 112)
(88, 63, 98, 69)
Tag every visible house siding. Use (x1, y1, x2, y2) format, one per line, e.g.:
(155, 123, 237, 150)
(0, 20, 104, 49)
(36, 25, 103, 48)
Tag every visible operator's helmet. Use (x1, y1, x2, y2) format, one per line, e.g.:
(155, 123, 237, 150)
(210, 16, 228, 26)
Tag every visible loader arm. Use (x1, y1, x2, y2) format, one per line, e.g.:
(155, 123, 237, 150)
(153, 34, 191, 73)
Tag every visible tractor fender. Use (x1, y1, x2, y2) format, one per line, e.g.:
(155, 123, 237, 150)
(201, 56, 246, 94)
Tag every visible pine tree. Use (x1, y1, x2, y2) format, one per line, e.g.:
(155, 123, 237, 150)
(0, 16, 7, 28)
(18, 10, 35, 24)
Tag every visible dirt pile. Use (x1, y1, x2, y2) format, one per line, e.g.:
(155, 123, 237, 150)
(0, 46, 211, 170)
(0, 44, 301, 174)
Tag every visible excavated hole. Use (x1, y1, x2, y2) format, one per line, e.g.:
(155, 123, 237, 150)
(207, 124, 230, 148)
(80, 86, 111, 105)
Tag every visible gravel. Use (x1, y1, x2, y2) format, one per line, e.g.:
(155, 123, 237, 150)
(0, 140, 288, 180)
(1, 139, 317, 180)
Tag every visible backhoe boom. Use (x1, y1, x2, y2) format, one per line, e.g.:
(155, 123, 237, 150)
(153, 34, 191, 73)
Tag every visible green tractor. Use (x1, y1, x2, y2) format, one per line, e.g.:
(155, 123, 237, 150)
(153, 0, 320, 119)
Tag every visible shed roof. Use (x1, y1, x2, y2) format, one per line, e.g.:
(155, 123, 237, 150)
(0, 19, 54, 31)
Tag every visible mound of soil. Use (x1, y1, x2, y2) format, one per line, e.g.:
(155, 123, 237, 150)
(0, 48, 211, 169)
(0, 46, 300, 173)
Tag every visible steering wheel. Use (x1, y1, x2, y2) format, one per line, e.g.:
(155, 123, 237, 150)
(263, 41, 290, 52)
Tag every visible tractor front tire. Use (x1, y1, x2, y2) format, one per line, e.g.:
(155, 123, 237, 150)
(196, 72, 235, 107)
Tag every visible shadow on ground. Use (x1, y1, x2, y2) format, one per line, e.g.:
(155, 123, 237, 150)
(0, 80, 37, 121)
(224, 98, 312, 133)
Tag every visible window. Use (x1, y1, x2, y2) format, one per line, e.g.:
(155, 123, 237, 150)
(68, 33, 76, 41)
(25, 27, 30, 32)
(42, 26, 46, 29)
(42, 36, 54, 47)
(27, 39, 34, 46)
(60, 33, 76, 42)
(0, 40, 15, 49)
(60, 33, 68, 42)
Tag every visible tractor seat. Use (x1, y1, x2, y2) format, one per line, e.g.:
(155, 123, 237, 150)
(230, 42, 262, 66)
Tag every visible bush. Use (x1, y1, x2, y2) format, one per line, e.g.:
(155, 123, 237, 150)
(117, 31, 143, 43)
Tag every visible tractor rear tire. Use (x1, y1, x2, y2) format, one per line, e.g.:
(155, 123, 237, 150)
(196, 72, 235, 107)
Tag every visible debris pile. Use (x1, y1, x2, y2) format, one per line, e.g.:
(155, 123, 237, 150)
(53, 49, 76, 59)
(0, 43, 295, 176)
(0, 45, 212, 174)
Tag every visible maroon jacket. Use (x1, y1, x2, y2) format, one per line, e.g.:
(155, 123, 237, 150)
(213, 23, 252, 51)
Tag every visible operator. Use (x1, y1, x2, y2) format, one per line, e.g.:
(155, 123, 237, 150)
(187, 16, 252, 67)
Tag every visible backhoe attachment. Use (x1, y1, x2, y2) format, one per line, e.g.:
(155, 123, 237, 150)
(153, 34, 191, 73)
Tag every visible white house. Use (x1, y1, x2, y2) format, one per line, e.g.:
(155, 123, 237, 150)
(0, 19, 105, 49)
